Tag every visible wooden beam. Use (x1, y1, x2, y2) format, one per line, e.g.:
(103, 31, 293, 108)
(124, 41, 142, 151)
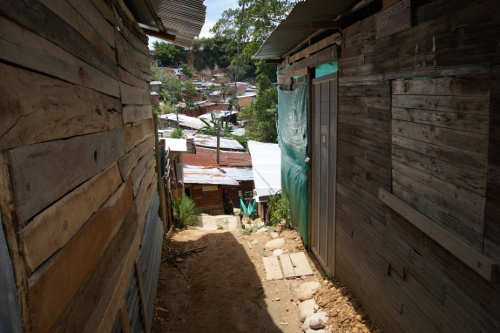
(378, 188, 497, 281)
(120, 302, 132, 333)
(142, 28, 176, 42)
(311, 21, 343, 30)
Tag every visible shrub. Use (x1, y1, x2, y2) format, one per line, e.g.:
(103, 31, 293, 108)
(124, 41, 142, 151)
(170, 127, 186, 138)
(173, 195, 198, 229)
(268, 192, 291, 228)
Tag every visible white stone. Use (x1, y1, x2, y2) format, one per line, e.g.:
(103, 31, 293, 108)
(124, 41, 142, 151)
(251, 240, 258, 245)
(265, 238, 285, 249)
(270, 231, 279, 238)
(273, 249, 284, 256)
(255, 227, 268, 234)
(298, 299, 318, 322)
(297, 281, 322, 301)
(306, 330, 331, 333)
(302, 312, 328, 332)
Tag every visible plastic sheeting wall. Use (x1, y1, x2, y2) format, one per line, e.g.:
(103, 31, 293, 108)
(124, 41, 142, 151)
(278, 83, 309, 244)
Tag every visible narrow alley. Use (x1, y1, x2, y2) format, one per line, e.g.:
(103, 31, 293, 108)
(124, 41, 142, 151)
(152, 221, 378, 333)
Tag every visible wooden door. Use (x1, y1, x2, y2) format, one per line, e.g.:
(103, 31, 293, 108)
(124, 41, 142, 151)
(310, 72, 338, 276)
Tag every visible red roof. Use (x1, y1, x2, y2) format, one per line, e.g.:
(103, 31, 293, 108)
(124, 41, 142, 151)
(196, 147, 252, 167)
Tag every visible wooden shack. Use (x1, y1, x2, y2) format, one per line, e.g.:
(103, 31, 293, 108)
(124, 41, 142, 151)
(0, 0, 205, 332)
(255, 0, 500, 332)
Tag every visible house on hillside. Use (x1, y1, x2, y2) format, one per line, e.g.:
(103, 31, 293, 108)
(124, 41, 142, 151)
(0, 1, 205, 332)
(255, 0, 500, 332)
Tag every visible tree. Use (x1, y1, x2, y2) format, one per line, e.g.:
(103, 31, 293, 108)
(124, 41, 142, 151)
(189, 36, 234, 72)
(180, 63, 194, 78)
(153, 41, 187, 67)
(182, 81, 198, 107)
(240, 88, 278, 143)
(220, 82, 231, 102)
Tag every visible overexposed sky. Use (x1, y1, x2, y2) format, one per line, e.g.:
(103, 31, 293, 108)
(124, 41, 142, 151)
(148, 0, 238, 49)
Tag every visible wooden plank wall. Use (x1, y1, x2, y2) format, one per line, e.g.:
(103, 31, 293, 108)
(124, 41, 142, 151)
(277, 0, 500, 332)
(0, 0, 158, 332)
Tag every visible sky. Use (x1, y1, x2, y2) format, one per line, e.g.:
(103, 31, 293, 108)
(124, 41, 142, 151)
(148, 0, 238, 49)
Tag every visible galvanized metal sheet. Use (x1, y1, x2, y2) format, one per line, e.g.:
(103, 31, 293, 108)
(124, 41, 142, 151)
(183, 165, 239, 185)
(247, 140, 281, 201)
(221, 167, 254, 181)
(255, 0, 354, 59)
(194, 134, 245, 151)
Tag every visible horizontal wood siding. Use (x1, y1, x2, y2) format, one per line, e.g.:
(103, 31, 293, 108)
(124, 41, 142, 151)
(0, 0, 157, 332)
(277, 0, 500, 332)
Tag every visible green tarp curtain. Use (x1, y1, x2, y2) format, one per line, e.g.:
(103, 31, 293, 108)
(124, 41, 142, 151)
(278, 83, 308, 245)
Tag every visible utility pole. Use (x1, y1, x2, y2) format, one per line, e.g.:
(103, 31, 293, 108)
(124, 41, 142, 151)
(216, 117, 221, 165)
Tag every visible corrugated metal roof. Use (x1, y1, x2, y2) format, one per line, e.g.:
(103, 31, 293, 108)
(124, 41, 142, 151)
(194, 134, 245, 151)
(183, 165, 239, 185)
(221, 167, 254, 181)
(254, 0, 355, 59)
(160, 114, 205, 130)
(183, 153, 220, 167)
(196, 147, 252, 167)
(247, 140, 281, 201)
(125, 0, 206, 47)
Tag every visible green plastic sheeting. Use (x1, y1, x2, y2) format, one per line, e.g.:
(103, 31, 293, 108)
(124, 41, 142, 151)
(315, 61, 338, 78)
(278, 83, 308, 245)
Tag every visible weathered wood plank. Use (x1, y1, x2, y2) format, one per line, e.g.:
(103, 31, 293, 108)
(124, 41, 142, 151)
(263, 256, 283, 280)
(119, 68, 149, 90)
(279, 34, 341, 69)
(379, 188, 496, 281)
(0, 63, 122, 150)
(120, 303, 132, 333)
(392, 160, 486, 212)
(0, 152, 30, 331)
(124, 118, 154, 152)
(392, 145, 486, 195)
(120, 82, 151, 106)
(392, 134, 488, 173)
(8, 129, 125, 223)
(392, 119, 489, 156)
(131, 150, 155, 197)
(123, 105, 152, 125)
(279, 45, 339, 76)
(289, 252, 314, 277)
(21, 163, 122, 272)
(0, 18, 120, 97)
(136, 170, 157, 230)
(391, 95, 489, 115)
(28, 178, 133, 333)
(39, 0, 116, 61)
(1, 0, 118, 79)
(279, 254, 296, 279)
(392, 76, 489, 96)
(392, 107, 489, 134)
(118, 136, 154, 181)
(55, 202, 139, 333)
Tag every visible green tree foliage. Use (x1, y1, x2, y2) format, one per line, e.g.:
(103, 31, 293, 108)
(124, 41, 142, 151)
(160, 72, 183, 103)
(212, 0, 295, 84)
(153, 41, 187, 67)
(240, 88, 278, 142)
(268, 192, 291, 228)
(189, 36, 234, 72)
(182, 81, 198, 108)
(169, 127, 186, 138)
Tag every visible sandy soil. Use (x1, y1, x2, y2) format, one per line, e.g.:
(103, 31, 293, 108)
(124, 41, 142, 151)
(152, 225, 380, 333)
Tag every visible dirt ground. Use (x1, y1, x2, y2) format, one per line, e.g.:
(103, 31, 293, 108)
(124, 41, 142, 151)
(152, 224, 380, 333)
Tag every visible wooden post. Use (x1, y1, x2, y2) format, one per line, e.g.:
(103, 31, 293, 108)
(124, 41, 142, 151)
(216, 118, 221, 165)
(134, 259, 150, 333)
(153, 115, 167, 233)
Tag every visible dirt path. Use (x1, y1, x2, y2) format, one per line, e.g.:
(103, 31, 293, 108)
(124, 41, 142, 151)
(152, 226, 379, 333)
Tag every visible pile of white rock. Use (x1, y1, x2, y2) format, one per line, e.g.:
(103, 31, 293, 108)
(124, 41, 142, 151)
(297, 281, 331, 333)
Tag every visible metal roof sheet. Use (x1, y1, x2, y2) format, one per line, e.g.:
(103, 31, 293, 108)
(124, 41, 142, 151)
(196, 147, 252, 167)
(247, 140, 281, 201)
(161, 114, 205, 130)
(182, 153, 219, 167)
(254, 0, 355, 59)
(125, 0, 206, 47)
(182, 165, 239, 185)
(221, 167, 254, 181)
(194, 134, 245, 151)
(162, 138, 187, 152)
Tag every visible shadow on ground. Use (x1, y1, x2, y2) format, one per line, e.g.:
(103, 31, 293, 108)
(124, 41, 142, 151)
(152, 231, 283, 333)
